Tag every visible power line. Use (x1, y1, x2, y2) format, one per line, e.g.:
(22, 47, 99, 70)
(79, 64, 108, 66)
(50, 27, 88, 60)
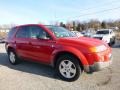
(79, 0, 120, 12)
(69, 6, 120, 19)
(54, 0, 120, 21)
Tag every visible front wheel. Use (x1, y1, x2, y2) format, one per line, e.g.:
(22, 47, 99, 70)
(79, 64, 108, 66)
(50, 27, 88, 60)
(56, 55, 82, 82)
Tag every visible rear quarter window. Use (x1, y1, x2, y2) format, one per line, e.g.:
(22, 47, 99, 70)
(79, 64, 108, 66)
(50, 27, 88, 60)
(7, 28, 17, 39)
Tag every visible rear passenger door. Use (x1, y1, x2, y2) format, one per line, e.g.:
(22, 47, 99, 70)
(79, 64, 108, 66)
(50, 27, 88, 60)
(15, 26, 31, 59)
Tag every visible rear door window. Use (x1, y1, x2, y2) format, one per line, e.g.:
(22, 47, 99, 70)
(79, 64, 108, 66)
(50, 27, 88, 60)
(16, 26, 29, 38)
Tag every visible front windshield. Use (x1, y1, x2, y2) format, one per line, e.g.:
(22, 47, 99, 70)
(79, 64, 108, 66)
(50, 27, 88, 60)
(46, 26, 76, 38)
(96, 30, 109, 34)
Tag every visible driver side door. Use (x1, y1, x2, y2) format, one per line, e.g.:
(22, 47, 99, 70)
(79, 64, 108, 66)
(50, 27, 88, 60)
(28, 25, 56, 64)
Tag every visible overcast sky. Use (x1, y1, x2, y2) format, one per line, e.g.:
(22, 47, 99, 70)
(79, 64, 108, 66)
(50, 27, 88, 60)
(0, 0, 120, 24)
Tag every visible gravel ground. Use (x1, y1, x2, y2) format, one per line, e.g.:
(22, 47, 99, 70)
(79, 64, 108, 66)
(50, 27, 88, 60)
(0, 41, 120, 90)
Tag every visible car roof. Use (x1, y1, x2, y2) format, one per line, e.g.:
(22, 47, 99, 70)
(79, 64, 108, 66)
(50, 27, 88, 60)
(13, 24, 59, 29)
(97, 29, 112, 31)
(71, 31, 79, 32)
(14, 24, 43, 28)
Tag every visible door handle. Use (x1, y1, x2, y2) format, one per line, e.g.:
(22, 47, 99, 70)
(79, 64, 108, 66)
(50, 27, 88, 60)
(28, 42, 32, 45)
(14, 41, 16, 44)
(35, 46, 40, 48)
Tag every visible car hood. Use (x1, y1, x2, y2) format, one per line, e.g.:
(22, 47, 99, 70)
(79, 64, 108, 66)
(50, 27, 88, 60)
(57, 37, 105, 48)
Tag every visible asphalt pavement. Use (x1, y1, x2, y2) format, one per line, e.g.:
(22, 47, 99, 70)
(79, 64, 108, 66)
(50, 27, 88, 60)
(0, 41, 120, 90)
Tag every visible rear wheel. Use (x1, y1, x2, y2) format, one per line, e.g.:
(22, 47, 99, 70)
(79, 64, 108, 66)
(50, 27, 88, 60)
(56, 55, 82, 82)
(8, 50, 20, 65)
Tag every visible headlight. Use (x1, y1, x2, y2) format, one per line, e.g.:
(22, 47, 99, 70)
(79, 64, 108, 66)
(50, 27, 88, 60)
(89, 45, 107, 52)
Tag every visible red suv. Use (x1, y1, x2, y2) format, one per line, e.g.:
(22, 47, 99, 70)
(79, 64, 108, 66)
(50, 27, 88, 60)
(5, 24, 112, 81)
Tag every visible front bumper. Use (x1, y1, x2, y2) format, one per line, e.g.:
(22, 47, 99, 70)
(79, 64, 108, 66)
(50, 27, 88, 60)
(84, 56, 112, 73)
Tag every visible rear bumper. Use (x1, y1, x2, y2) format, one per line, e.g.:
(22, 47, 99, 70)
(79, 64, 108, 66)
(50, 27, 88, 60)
(84, 57, 112, 73)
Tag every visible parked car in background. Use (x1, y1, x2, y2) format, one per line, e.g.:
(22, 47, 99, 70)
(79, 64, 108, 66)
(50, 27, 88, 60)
(82, 29, 96, 37)
(0, 37, 5, 43)
(92, 29, 116, 46)
(71, 31, 83, 37)
(5, 24, 112, 81)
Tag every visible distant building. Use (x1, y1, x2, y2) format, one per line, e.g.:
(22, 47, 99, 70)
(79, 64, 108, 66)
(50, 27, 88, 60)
(0, 28, 10, 33)
(110, 27, 119, 30)
(0, 28, 10, 38)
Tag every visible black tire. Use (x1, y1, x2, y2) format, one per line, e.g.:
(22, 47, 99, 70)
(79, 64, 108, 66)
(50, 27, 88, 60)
(112, 37, 115, 45)
(8, 50, 20, 65)
(56, 55, 82, 82)
(109, 38, 115, 46)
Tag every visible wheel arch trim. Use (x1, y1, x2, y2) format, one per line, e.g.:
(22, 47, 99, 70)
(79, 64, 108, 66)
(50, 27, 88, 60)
(51, 47, 89, 68)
